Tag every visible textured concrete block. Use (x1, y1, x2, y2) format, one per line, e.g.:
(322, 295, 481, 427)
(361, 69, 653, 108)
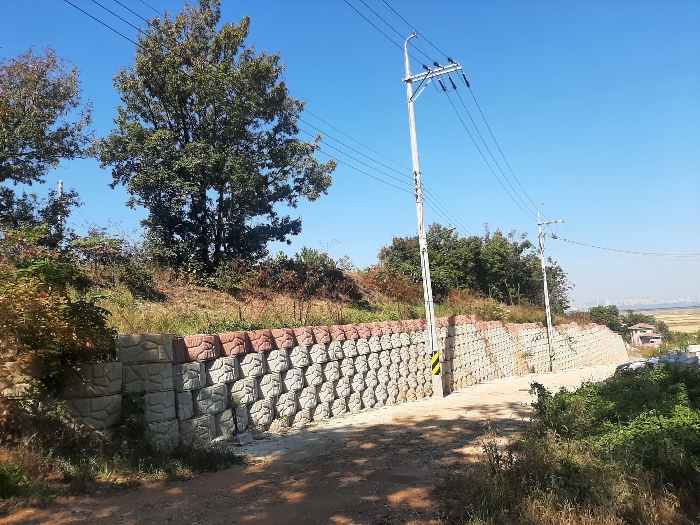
(265, 349, 290, 373)
(214, 408, 247, 438)
(271, 328, 296, 350)
(248, 329, 273, 353)
(298, 386, 318, 410)
(322, 361, 340, 382)
(400, 332, 411, 346)
(122, 362, 173, 393)
(289, 345, 311, 368)
(380, 334, 393, 351)
(368, 353, 381, 371)
(312, 401, 331, 421)
(173, 335, 220, 364)
(304, 364, 323, 387)
(365, 369, 379, 389)
(375, 383, 388, 404)
(173, 362, 205, 392)
(238, 352, 265, 378)
(357, 324, 372, 339)
(399, 362, 410, 378)
(62, 362, 122, 398)
(351, 373, 366, 393)
(144, 390, 176, 422)
(194, 384, 228, 416)
(282, 368, 304, 392)
(340, 357, 355, 377)
(117, 333, 173, 364)
(347, 392, 362, 413)
(218, 331, 250, 356)
(342, 339, 358, 358)
(377, 366, 390, 384)
(249, 398, 274, 427)
(147, 419, 179, 450)
(356, 338, 371, 355)
(176, 390, 194, 421)
(327, 341, 344, 361)
(309, 343, 329, 364)
(312, 325, 331, 344)
(293, 409, 312, 427)
(318, 381, 336, 403)
(275, 392, 297, 417)
(205, 357, 237, 386)
(362, 388, 376, 409)
(331, 396, 347, 417)
(369, 336, 382, 353)
(258, 373, 282, 399)
(179, 415, 214, 446)
(354, 355, 369, 374)
(229, 378, 257, 405)
(65, 394, 122, 429)
(391, 333, 403, 349)
(293, 327, 315, 346)
(379, 350, 392, 368)
(335, 376, 351, 398)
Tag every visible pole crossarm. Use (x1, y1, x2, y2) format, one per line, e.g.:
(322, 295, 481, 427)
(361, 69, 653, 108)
(403, 63, 463, 84)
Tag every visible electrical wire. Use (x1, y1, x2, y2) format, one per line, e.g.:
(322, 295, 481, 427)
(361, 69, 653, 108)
(138, 0, 161, 16)
(111, 0, 150, 24)
(314, 150, 412, 194)
(548, 248, 700, 262)
(90, 0, 141, 32)
(62, 0, 138, 45)
(549, 236, 700, 257)
(380, 0, 448, 59)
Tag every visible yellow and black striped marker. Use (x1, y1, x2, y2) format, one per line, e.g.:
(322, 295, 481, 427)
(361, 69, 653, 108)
(431, 350, 440, 375)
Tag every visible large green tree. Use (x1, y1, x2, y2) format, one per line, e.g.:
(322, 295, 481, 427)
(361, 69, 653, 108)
(0, 47, 92, 185)
(94, 0, 335, 269)
(378, 223, 572, 313)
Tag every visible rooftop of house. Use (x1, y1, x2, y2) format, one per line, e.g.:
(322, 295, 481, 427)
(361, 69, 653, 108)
(639, 333, 662, 339)
(630, 323, 656, 330)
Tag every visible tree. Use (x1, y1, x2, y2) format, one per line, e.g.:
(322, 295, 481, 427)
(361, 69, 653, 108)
(94, 0, 335, 269)
(377, 222, 572, 312)
(0, 47, 92, 185)
(589, 305, 624, 335)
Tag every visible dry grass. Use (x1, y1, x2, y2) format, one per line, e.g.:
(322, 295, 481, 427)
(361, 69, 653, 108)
(641, 307, 700, 333)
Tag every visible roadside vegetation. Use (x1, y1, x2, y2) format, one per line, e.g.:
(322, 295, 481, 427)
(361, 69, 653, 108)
(439, 363, 700, 525)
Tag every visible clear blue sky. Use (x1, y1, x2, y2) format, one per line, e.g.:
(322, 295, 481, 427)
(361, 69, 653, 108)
(1, 0, 698, 305)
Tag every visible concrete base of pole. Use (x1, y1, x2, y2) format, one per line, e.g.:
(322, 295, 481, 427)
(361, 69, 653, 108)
(432, 375, 444, 398)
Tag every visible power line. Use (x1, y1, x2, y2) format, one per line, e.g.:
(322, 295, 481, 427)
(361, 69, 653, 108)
(111, 0, 150, 24)
(548, 248, 700, 262)
(90, 0, 141, 32)
(138, 0, 161, 16)
(549, 236, 700, 257)
(314, 150, 412, 194)
(380, 0, 448, 59)
(62, 0, 138, 45)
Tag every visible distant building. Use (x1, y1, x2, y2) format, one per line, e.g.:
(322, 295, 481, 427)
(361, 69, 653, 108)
(629, 323, 663, 347)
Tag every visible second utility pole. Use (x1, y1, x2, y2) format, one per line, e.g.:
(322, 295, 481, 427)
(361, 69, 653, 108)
(403, 33, 464, 397)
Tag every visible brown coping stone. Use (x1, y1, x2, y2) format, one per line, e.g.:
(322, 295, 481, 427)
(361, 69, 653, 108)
(329, 325, 347, 342)
(312, 325, 331, 344)
(343, 324, 360, 340)
(293, 326, 315, 346)
(271, 328, 296, 349)
(415, 319, 427, 330)
(218, 332, 251, 356)
(248, 329, 273, 353)
(388, 321, 403, 334)
(435, 317, 448, 328)
(369, 322, 383, 338)
(379, 321, 393, 336)
(356, 323, 372, 339)
(173, 335, 221, 363)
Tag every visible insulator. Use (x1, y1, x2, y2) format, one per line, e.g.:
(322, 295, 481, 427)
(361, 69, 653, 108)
(433, 61, 441, 68)
(447, 57, 455, 64)
(462, 72, 471, 88)
(438, 79, 447, 92)
(422, 64, 431, 72)
(449, 76, 458, 90)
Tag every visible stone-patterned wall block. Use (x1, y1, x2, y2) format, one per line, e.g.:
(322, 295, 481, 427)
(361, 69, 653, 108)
(354, 354, 369, 374)
(344, 324, 360, 340)
(289, 345, 311, 368)
(64, 394, 122, 429)
(351, 373, 366, 393)
(173, 362, 205, 392)
(304, 364, 323, 387)
(282, 368, 304, 392)
(312, 325, 331, 344)
(249, 398, 274, 427)
(340, 357, 355, 377)
(176, 391, 194, 421)
(147, 419, 179, 450)
(229, 378, 257, 405)
(271, 328, 296, 350)
(342, 340, 358, 357)
(327, 341, 344, 361)
(335, 376, 351, 398)
(248, 330, 273, 353)
(123, 363, 173, 393)
(293, 327, 315, 346)
(347, 392, 362, 413)
(117, 333, 173, 364)
(330, 325, 347, 342)
(181, 335, 221, 363)
(194, 384, 228, 416)
(331, 396, 347, 417)
(62, 363, 123, 398)
(258, 373, 282, 399)
(265, 349, 290, 373)
(322, 361, 340, 382)
(356, 339, 371, 355)
(318, 381, 336, 403)
(143, 390, 176, 422)
(369, 336, 382, 353)
(238, 352, 265, 378)
(218, 332, 250, 357)
(380, 334, 393, 351)
(368, 353, 381, 371)
(356, 324, 372, 339)
(312, 401, 331, 421)
(179, 415, 214, 447)
(275, 392, 297, 418)
(361, 388, 376, 409)
(293, 409, 312, 427)
(205, 357, 237, 386)
(297, 386, 318, 410)
(309, 343, 329, 364)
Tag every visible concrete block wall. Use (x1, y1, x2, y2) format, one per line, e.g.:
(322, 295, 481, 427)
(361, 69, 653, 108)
(0, 316, 630, 451)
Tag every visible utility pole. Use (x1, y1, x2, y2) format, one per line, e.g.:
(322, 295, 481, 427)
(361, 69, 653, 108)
(537, 204, 564, 372)
(57, 179, 64, 247)
(403, 33, 463, 397)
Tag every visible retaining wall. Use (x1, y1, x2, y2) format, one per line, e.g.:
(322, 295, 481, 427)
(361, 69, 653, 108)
(0, 317, 629, 449)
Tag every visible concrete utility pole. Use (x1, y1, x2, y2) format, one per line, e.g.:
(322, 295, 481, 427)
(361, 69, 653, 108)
(403, 33, 464, 397)
(537, 204, 564, 372)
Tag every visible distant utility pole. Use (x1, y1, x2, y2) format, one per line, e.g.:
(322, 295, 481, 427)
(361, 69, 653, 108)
(537, 204, 564, 372)
(57, 179, 64, 244)
(403, 33, 464, 397)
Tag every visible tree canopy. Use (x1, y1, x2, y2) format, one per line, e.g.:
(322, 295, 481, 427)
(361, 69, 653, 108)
(0, 47, 92, 185)
(94, 0, 335, 269)
(378, 223, 572, 313)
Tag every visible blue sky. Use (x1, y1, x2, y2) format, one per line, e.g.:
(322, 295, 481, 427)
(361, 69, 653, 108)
(1, 0, 698, 305)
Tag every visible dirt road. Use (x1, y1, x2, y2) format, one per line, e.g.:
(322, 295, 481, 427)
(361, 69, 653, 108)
(2, 365, 618, 525)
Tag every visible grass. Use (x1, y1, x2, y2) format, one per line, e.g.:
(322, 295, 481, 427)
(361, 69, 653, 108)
(642, 307, 700, 334)
(437, 364, 700, 525)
